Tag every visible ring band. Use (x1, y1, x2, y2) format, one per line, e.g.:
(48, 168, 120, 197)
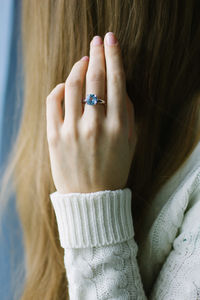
(82, 94, 106, 105)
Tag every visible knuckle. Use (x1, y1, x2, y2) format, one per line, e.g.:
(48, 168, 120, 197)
(86, 71, 104, 83)
(83, 120, 102, 138)
(83, 126, 93, 139)
(109, 119, 124, 135)
(90, 116, 102, 129)
(61, 125, 79, 142)
(66, 77, 82, 88)
(47, 130, 59, 146)
(110, 70, 125, 84)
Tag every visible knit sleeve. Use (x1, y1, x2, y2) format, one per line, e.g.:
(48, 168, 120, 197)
(149, 186, 200, 300)
(50, 188, 148, 299)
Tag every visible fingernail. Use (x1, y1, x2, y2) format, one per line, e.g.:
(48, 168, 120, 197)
(92, 36, 103, 46)
(81, 56, 89, 61)
(106, 32, 118, 45)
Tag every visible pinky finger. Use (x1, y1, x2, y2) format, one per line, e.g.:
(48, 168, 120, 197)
(46, 83, 65, 141)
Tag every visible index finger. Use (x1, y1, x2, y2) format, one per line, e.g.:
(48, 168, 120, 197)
(104, 32, 127, 121)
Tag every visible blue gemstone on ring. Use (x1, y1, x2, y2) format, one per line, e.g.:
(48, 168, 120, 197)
(86, 94, 98, 105)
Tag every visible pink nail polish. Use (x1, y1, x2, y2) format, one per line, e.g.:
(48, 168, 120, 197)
(106, 32, 118, 45)
(92, 36, 103, 46)
(81, 56, 89, 61)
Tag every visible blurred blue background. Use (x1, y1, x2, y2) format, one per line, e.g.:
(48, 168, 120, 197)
(0, 0, 25, 299)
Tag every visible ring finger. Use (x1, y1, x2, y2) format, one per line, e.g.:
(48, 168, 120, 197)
(82, 35, 106, 122)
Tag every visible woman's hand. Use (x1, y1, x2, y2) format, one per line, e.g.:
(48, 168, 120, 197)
(46, 32, 137, 194)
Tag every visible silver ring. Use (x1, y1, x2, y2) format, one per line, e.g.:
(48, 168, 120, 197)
(81, 94, 106, 105)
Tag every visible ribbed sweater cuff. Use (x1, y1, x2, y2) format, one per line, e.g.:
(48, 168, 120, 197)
(50, 188, 134, 249)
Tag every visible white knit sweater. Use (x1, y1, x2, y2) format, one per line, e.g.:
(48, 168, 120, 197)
(50, 141, 200, 300)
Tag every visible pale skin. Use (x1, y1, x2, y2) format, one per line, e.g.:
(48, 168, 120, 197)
(46, 32, 137, 194)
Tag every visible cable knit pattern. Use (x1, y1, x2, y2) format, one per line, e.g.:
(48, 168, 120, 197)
(50, 141, 200, 299)
(63, 239, 147, 299)
(149, 226, 200, 300)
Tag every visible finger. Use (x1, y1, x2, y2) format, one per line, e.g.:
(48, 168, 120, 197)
(46, 83, 65, 137)
(83, 35, 106, 121)
(64, 56, 89, 125)
(104, 32, 127, 121)
(126, 95, 136, 147)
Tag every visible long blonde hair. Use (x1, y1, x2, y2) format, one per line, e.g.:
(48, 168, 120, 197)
(0, 0, 200, 299)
